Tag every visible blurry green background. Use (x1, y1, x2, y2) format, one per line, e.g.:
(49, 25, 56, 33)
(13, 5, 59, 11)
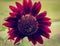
(0, 0, 60, 46)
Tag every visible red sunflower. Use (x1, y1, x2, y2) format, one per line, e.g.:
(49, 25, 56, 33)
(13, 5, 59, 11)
(3, 0, 51, 45)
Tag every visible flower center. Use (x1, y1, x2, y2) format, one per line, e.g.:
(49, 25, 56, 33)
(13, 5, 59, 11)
(18, 14, 38, 35)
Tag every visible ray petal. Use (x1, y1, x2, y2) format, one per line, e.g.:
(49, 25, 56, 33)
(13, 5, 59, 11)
(39, 26, 51, 33)
(8, 28, 14, 34)
(28, 36, 37, 45)
(31, 2, 41, 16)
(37, 17, 51, 22)
(9, 12, 17, 18)
(14, 37, 22, 44)
(5, 17, 18, 23)
(8, 34, 16, 40)
(36, 11, 47, 19)
(41, 31, 50, 39)
(16, 2, 23, 11)
(39, 21, 51, 26)
(23, 0, 31, 14)
(8, 29, 16, 40)
(28, 0, 32, 9)
(37, 28, 50, 39)
(3, 22, 13, 28)
(37, 36, 43, 44)
(9, 6, 18, 12)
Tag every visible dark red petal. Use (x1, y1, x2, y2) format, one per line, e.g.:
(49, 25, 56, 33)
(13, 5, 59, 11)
(8, 28, 14, 34)
(10, 12, 22, 19)
(37, 17, 51, 26)
(43, 27, 51, 33)
(23, 0, 27, 9)
(28, 34, 39, 45)
(32, 40, 36, 45)
(16, 2, 23, 10)
(28, 0, 32, 9)
(14, 37, 22, 44)
(8, 29, 16, 40)
(23, 0, 31, 14)
(39, 26, 51, 33)
(3, 22, 13, 28)
(36, 11, 47, 19)
(31, 2, 41, 16)
(39, 21, 51, 26)
(23, 0, 27, 6)
(37, 17, 51, 22)
(42, 31, 50, 39)
(9, 12, 17, 18)
(5, 17, 17, 23)
(28, 37, 37, 45)
(37, 36, 43, 44)
(8, 34, 16, 40)
(9, 6, 18, 12)
(37, 28, 50, 39)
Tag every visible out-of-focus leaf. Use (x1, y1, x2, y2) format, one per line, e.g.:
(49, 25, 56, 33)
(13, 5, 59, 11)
(0, 37, 4, 41)
(0, 0, 21, 2)
(15, 38, 30, 46)
(15, 43, 20, 46)
(0, 26, 7, 31)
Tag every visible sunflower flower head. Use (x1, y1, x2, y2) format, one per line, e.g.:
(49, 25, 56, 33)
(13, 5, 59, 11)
(3, 0, 51, 45)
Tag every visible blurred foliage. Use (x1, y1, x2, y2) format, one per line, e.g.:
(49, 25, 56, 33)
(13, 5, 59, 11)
(0, 26, 7, 31)
(0, 0, 60, 46)
(0, 37, 4, 41)
(0, 0, 12, 1)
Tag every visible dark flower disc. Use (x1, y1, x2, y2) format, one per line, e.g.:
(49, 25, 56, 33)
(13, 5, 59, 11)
(18, 14, 39, 35)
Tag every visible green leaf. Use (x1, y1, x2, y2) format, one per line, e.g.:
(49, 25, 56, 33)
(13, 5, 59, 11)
(15, 43, 20, 46)
(15, 38, 30, 46)
(0, 26, 7, 31)
(0, 37, 4, 41)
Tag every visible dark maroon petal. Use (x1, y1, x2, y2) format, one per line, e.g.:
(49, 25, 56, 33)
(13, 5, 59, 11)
(6, 20, 17, 28)
(42, 32, 50, 39)
(8, 28, 14, 34)
(31, 39, 37, 45)
(8, 29, 16, 40)
(3, 22, 13, 28)
(3, 21, 17, 28)
(37, 36, 43, 44)
(28, 37, 37, 45)
(10, 12, 22, 19)
(8, 34, 16, 40)
(27, 0, 32, 11)
(37, 28, 50, 39)
(39, 26, 51, 33)
(39, 21, 51, 26)
(37, 17, 51, 22)
(16, 2, 23, 11)
(28, 34, 40, 45)
(37, 17, 51, 26)
(16, 13, 22, 19)
(36, 11, 47, 19)
(36, 11, 51, 26)
(28, 0, 32, 8)
(23, 0, 27, 6)
(23, 0, 27, 13)
(31, 2, 41, 16)
(9, 6, 18, 12)
(9, 12, 17, 18)
(5, 17, 18, 22)
(23, 0, 31, 14)
(41, 31, 50, 39)
(14, 37, 22, 44)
